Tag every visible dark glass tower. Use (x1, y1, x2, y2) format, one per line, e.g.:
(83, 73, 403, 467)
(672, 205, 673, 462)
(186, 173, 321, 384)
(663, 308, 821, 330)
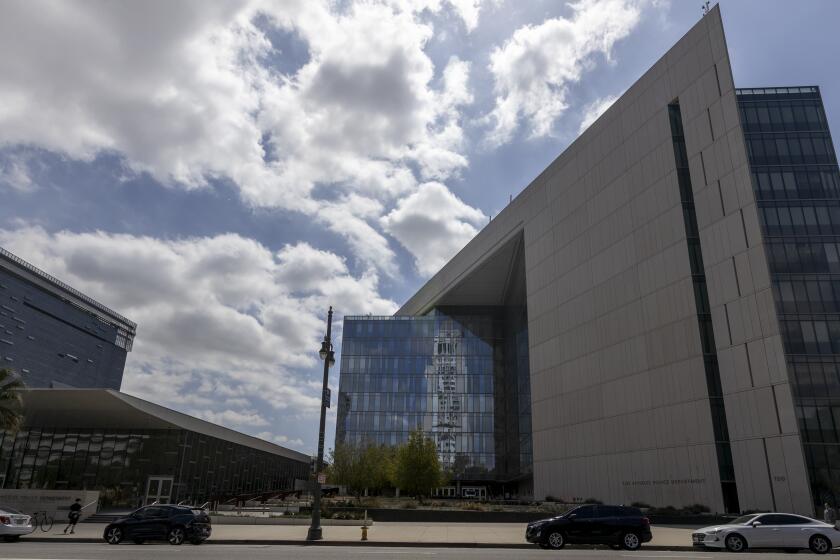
(739, 86, 840, 509)
(0, 247, 136, 389)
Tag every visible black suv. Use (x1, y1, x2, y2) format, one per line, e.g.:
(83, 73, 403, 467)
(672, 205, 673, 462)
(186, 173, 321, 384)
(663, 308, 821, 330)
(103, 505, 211, 545)
(526, 504, 652, 550)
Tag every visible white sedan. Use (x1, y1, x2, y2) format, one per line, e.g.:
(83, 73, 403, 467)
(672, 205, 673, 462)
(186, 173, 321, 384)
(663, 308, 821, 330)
(0, 507, 34, 542)
(693, 513, 836, 554)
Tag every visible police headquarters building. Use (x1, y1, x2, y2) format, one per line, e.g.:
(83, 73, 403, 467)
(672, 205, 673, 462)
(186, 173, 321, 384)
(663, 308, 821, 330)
(337, 6, 840, 516)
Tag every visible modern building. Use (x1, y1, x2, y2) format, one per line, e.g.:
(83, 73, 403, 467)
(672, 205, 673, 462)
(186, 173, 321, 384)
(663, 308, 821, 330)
(338, 5, 839, 515)
(0, 390, 310, 508)
(0, 247, 136, 389)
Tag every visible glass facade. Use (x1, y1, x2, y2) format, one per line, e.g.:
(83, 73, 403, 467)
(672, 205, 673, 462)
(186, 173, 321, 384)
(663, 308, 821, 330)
(0, 427, 308, 508)
(739, 86, 840, 509)
(669, 102, 740, 513)
(0, 249, 135, 389)
(337, 304, 532, 493)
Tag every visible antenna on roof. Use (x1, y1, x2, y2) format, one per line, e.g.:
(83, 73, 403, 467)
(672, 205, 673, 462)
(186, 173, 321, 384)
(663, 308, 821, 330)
(701, 1, 711, 16)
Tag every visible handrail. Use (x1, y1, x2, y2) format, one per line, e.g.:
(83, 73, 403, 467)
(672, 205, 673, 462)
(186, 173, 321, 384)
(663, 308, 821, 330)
(81, 500, 97, 510)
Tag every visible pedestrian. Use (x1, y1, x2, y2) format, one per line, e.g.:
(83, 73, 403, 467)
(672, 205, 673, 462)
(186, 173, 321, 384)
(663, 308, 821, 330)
(63, 498, 83, 534)
(824, 502, 837, 527)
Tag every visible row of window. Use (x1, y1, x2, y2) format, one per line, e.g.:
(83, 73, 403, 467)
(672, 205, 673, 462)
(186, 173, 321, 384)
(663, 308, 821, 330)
(738, 100, 828, 133)
(342, 337, 498, 357)
(774, 278, 840, 315)
(798, 405, 840, 444)
(760, 203, 840, 236)
(339, 373, 495, 394)
(764, 239, 840, 274)
(751, 167, 840, 201)
(787, 357, 840, 400)
(341, 355, 501, 376)
(341, 411, 496, 433)
(342, 392, 496, 413)
(346, 317, 506, 339)
(779, 318, 840, 355)
(744, 132, 836, 166)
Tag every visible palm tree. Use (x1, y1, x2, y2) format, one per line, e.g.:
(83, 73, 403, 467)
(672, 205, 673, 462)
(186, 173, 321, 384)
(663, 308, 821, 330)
(0, 368, 25, 432)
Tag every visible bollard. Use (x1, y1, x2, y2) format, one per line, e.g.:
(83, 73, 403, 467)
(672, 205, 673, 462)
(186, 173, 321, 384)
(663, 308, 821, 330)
(361, 525, 368, 541)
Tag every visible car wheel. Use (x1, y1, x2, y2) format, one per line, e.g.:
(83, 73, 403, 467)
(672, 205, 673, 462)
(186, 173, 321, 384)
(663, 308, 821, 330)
(809, 535, 831, 555)
(547, 531, 565, 550)
(168, 526, 186, 545)
(3, 535, 21, 542)
(622, 532, 642, 551)
(105, 526, 123, 545)
(725, 533, 747, 553)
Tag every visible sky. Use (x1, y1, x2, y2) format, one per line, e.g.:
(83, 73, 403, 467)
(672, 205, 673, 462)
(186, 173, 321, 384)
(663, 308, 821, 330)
(1, 0, 838, 456)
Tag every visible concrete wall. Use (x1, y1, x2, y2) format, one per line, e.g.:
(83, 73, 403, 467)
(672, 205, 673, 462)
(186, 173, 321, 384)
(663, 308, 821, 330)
(399, 6, 810, 515)
(0, 489, 99, 522)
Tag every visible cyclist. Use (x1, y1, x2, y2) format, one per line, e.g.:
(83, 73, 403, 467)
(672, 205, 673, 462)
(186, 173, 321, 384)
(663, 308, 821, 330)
(63, 498, 82, 534)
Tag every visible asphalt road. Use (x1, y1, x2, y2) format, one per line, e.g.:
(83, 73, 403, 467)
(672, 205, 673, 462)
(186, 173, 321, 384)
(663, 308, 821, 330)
(0, 543, 823, 560)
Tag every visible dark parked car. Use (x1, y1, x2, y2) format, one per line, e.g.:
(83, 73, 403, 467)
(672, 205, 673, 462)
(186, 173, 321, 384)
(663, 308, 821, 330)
(103, 505, 211, 545)
(526, 504, 652, 550)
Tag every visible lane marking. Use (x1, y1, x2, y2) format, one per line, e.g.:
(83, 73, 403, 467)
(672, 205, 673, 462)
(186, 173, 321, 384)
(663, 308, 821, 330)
(621, 556, 713, 559)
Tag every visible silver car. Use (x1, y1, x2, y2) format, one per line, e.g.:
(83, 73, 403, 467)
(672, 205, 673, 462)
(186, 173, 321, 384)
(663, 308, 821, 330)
(0, 507, 34, 542)
(693, 513, 836, 554)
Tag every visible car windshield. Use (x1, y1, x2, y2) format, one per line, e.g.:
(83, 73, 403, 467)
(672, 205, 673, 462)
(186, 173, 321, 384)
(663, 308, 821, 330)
(731, 515, 759, 525)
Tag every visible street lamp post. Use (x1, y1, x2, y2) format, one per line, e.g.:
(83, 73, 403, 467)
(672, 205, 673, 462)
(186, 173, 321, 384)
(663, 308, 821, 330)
(307, 306, 335, 541)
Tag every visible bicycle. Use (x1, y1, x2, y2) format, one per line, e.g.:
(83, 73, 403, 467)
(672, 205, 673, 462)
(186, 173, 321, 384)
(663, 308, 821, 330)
(31, 510, 54, 532)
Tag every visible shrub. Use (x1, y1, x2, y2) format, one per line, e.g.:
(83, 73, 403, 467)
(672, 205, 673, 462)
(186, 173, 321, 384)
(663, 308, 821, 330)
(401, 501, 417, 509)
(685, 503, 711, 514)
(631, 501, 652, 509)
(583, 497, 603, 504)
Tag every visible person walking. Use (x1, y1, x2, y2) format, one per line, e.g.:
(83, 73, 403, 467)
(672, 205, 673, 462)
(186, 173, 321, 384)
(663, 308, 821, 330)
(824, 502, 837, 527)
(63, 498, 83, 534)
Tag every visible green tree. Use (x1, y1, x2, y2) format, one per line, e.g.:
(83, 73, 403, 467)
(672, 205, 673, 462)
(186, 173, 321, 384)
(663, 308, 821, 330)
(327, 442, 394, 499)
(391, 429, 446, 498)
(0, 368, 25, 432)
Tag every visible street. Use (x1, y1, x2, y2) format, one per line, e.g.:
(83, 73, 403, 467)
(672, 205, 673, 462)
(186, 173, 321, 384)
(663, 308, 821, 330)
(0, 543, 823, 560)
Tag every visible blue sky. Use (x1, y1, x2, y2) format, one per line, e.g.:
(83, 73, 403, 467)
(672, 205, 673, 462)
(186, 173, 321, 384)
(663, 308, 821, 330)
(1, 0, 838, 454)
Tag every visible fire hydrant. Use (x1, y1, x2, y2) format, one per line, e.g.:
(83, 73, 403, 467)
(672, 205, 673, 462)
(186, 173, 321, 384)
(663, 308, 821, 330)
(361, 524, 368, 541)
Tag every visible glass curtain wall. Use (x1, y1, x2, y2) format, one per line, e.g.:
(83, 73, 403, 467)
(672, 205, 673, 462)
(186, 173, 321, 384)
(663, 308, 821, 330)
(739, 86, 840, 509)
(337, 305, 532, 492)
(0, 428, 308, 507)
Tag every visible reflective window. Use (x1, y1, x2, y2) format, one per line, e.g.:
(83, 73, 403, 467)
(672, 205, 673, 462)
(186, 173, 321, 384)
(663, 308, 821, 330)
(337, 305, 532, 485)
(739, 86, 840, 512)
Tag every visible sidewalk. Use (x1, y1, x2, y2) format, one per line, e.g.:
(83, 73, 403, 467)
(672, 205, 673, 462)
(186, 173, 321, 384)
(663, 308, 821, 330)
(24, 522, 698, 549)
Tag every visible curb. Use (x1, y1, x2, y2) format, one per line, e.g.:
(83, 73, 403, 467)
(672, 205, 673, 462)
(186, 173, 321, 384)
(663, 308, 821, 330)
(16, 538, 699, 550)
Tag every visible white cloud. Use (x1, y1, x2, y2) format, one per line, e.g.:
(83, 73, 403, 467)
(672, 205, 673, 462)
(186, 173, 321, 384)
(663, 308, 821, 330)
(0, 1, 480, 276)
(256, 431, 305, 447)
(382, 182, 486, 276)
(578, 94, 619, 134)
(0, 226, 397, 449)
(0, 153, 35, 192)
(484, 0, 651, 145)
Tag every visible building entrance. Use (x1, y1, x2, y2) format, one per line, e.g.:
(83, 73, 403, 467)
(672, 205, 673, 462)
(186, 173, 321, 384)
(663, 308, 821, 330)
(145, 476, 174, 505)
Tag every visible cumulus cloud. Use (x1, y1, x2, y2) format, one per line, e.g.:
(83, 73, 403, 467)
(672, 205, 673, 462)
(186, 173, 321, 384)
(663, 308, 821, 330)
(485, 0, 652, 145)
(382, 182, 486, 276)
(578, 94, 619, 134)
(0, 226, 397, 448)
(0, 1, 480, 276)
(0, 153, 35, 192)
